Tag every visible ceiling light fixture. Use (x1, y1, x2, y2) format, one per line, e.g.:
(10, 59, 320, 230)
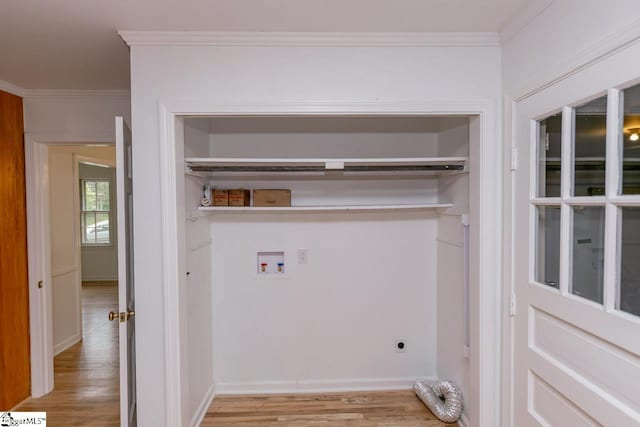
(630, 129, 640, 142)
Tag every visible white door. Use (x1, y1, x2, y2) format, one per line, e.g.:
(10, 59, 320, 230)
(513, 85, 640, 426)
(115, 116, 137, 426)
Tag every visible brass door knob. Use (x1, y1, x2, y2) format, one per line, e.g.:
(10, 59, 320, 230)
(108, 311, 118, 321)
(127, 310, 135, 319)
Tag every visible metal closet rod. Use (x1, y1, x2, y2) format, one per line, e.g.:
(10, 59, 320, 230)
(188, 164, 465, 173)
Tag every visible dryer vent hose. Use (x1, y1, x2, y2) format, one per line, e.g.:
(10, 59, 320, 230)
(414, 379, 463, 423)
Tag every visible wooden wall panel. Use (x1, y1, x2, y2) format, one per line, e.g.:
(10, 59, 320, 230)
(0, 90, 30, 410)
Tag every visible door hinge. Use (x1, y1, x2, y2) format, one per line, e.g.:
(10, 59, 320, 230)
(510, 147, 518, 171)
(37, 280, 43, 289)
(509, 294, 516, 317)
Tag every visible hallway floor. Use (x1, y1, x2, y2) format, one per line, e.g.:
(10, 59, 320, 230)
(17, 282, 120, 426)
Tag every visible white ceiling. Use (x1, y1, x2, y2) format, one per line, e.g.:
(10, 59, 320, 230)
(0, 0, 534, 90)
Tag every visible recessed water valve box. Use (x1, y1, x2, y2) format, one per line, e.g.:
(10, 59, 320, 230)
(257, 251, 285, 275)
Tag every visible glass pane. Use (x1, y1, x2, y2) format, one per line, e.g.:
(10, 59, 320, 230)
(538, 113, 562, 197)
(574, 96, 607, 196)
(94, 212, 110, 244)
(622, 83, 640, 195)
(82, 212, 97, 244)
(571, 206, 605, 303)
(536, 206, 560, 288)
(83, 181, 97, 211)
(96, 181, 110, 211)
(620, 207, 640, 316)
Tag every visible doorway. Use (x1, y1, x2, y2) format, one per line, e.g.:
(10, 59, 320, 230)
(18, 143, 121, 425)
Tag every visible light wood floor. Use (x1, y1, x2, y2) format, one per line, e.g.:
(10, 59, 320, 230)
(202, 390, 458, 427)
(17, 282, 120, 425)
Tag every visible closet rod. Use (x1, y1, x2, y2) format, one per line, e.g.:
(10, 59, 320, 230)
(188, 164, 465, 173)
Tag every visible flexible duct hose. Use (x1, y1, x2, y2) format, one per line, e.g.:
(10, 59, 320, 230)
(414, 380, 463, 423)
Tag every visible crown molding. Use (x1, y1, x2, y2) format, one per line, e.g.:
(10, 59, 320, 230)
(22, 89, 130, 99)
(0, 79, 26, 97)
(499, 0, 554, 43)
(118, 31, 501, 47)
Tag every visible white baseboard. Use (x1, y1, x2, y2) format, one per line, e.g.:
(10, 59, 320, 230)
(82, 276, 118, 282)
(54, 333, 81, 356)
(215, 376, 437, 395)
(190, 384, 216, 427)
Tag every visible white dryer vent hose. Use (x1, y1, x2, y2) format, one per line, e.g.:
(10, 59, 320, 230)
(414, 379, 463, 423)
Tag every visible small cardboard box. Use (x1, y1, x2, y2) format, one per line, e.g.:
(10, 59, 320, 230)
(228, 189, 251, 207)
(253, 189, 291, 207)
(212, 189, 229, 206)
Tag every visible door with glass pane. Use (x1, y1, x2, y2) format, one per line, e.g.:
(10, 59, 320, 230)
(513, 84, 640, 426)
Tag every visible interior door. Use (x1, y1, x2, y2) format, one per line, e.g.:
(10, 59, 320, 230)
(513, 87, 640, 426)
(0, 90, 30, 410)
(115, 116, 137, 426)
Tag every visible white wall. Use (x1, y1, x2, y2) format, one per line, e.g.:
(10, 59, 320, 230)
(211, 212, 438, 393)
(24, 94, 131, 141)
(49, 148, 82, 355)
(183, 120, 215, 426)
(129, 40, 501, 427)
(79, 162, 119, 281)
(502, 0, 640, 98)
(48, 146, 117, 355)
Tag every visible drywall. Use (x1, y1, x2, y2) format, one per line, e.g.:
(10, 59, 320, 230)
(436, 215, 469, 416)
(49, 149, 82, 355)
(79, 162, 118, 281)
(211, 212, 437, 392)
(502, 0, 640, 97)
(23, 94, 131, 141)
(183, 120, 215, 425)
(129, 41, 501, 427)
(48, 146, 117, 355)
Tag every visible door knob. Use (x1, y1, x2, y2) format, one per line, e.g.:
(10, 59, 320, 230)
(127, 310, 135, 319)
(108, 311, 118, 321)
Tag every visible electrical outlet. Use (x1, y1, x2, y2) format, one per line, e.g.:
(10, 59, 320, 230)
(297, 248, 308, 264)
(395, 339, 407, 353)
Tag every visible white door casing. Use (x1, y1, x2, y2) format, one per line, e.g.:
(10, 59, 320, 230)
(116, 116, 137, 426)
(512, 80, 640, 425)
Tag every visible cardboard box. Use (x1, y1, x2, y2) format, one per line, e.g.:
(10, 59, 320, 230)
(253, 189, 291, 207)
(212, 189, 229, 206)
(228, 189, 251, 206)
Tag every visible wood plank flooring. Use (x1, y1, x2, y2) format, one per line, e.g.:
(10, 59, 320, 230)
(17, 282, 120, 425)
(202, 390, 458, 427)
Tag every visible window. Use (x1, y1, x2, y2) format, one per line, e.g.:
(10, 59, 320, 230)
(533, 82, 640, 317)
(81, 179, 111, 245)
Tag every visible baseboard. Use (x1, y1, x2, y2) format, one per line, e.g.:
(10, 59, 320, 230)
(215, 380, 298, 395)
(215, 376, 437, 395)
(53, 334, 81, 356)
(190, 384, 216, 427)
(82, 276, 118, 282)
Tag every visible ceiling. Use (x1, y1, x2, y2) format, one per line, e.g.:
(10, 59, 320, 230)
(0, 0, 534, 90)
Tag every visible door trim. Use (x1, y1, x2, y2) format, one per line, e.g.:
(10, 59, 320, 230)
(157, 99, 503, 427)
(24, 134, 115, 398)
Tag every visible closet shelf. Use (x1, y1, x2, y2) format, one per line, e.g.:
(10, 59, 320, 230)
(196, 203, 453, 214)
(185, 157, 467, 176)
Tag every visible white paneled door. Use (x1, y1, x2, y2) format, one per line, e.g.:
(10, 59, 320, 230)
(513, 85, 640, 426)
(115, 117, 137, 426)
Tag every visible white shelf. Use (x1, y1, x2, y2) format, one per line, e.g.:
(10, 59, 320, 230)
(196, 203, 453, 214)
(185, 157, 467, 176)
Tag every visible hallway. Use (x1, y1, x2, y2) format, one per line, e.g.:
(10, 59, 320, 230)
(18, 282, 120, 425)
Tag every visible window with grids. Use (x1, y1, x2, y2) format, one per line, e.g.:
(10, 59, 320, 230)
(81, 179, 111, 245)
(534, 82, 640, 317)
